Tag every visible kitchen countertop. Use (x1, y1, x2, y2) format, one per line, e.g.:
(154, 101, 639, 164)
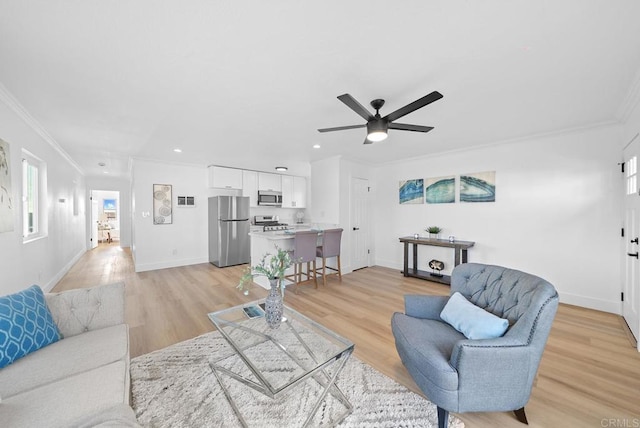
(249, 224, 339, 240)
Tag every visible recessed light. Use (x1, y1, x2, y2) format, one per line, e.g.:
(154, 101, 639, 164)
(173, 148, 182, 153)
(313, 144, 321, 149)
(275, 166, 288, 172)
(103, 171, 109, 174)
(98, 162, 106, 167)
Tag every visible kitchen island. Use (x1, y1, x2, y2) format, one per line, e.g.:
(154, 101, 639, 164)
(248, 224, 338, 289)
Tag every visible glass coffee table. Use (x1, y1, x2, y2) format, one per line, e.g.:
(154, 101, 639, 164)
(208, 300, 354, 427)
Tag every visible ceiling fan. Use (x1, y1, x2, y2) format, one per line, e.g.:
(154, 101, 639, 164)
(318, 91, 443, 144)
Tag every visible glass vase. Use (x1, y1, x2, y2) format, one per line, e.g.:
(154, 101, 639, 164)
(265, 278, 284, 329)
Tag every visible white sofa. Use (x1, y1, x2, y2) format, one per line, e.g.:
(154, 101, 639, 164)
(0, 282, 140, 427)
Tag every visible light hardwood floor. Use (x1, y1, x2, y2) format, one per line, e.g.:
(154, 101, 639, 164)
(54, 243, 640, 427)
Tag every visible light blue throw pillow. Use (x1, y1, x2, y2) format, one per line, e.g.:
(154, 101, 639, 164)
(0, 285, 61, 369)
(440, 292, 509, 340)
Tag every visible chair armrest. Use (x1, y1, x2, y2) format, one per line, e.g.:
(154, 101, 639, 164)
(45, 282, 125, 338)
(450, 337, 534, 410)
(404, 295, 449, 320)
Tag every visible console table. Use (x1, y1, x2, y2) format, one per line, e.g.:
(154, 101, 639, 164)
(399, 236, 475, 285)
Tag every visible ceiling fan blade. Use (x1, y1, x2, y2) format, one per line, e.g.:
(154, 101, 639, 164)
(318, 124, 366, 133)
(337, 94, 375, 121)
(384, 91, 443, 122)
(388, 123, 434, 133)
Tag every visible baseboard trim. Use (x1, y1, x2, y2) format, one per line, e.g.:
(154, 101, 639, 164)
(44, 248, 86, 292)
(559, 292, 621, 315)
(376, 258, 622, 315)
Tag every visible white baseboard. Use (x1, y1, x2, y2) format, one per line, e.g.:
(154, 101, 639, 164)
(559, 292, 621, 315)
(375, 258, 402, 271)
(134, 257, 209, 273)
(43, 248, 86, 292)
(376, 258, 622, 315)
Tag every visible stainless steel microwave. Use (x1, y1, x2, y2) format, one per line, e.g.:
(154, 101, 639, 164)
(257, 190, 282, 206)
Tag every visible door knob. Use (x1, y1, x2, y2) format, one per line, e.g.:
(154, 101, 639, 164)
(631, 238, 639, 244)
(628, 252, 639, 259)
(353, 227, 359, 231)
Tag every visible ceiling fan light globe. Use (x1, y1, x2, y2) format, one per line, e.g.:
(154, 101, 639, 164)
(366, 119, 388, 142)
(367, 131, 388, 142)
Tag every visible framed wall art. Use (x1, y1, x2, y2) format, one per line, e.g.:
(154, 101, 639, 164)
(425, 175, 455, 204)
(0, 138, 14, 233)
(399, 179, 424, 204)
(460, 171, 496, 202)
(153, 184, 173, 224)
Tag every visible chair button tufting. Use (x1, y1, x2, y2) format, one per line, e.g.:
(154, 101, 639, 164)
(84, 327, 89, 332)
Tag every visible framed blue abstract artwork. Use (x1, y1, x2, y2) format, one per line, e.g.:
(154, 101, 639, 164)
(460, 171, 496, 202)
(399, 179, 424, 204)
(425, 176, 455, 204)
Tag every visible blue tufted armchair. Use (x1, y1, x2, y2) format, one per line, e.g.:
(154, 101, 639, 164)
(392, 263, 558, 428)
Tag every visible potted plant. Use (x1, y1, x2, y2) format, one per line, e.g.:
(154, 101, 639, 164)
(426, 226, 442, 239)
(237, 246, 292, 329)
(237, 246, 292, 295)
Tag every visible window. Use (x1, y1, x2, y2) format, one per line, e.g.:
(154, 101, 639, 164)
(22, 150, 46, 241)
(627, 156, 637, 196)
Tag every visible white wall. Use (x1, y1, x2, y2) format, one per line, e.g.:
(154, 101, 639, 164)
(310, 156, 340, 224)
(373, 125, 624, 314)
(0, 87, 86, 295)
(310, 156, 373, 274)
(131, 159, 208, 272)
(86, 177, 132, 247)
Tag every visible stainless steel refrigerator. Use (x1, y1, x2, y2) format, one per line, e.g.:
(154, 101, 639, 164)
(208, 196, 250, 267)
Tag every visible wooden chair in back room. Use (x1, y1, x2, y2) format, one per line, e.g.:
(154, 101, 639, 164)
(316, 228, 343, 286)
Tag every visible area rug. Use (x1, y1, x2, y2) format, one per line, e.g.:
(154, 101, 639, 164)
(130, 331, 464, 428)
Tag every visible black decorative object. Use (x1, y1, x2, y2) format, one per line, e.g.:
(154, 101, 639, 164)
(429, 259, 445, 277)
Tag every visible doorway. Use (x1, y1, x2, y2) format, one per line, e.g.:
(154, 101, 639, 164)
(91, 190, 121, 248)
(623, 133, 640, 350)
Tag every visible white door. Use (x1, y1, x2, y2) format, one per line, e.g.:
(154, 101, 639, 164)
(91, 198, 99, 249)
(350, 177, 369, 270)
(623, 135, 640, 350)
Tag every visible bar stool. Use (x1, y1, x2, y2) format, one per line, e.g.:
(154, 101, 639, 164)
(285, 230, 319, 292)
(316, 228, 343, 286)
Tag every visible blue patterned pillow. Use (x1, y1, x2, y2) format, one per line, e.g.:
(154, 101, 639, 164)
(0, 285, 61, 369)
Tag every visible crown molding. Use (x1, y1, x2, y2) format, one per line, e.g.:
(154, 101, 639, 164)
(617, 68, 640, 123)
(379, 119, 620, 167)
(0, 82, 84, 175)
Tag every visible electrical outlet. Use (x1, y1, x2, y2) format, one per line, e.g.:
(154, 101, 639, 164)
(172, 249, 177, 255)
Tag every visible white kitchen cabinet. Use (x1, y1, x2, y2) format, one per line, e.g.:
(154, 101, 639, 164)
(208, 166, 243, 189)
(293, 176, 307, 208)
(281, 175, 306, 208)
(242, 170, 259, 207)
(258, 172, 281, 191)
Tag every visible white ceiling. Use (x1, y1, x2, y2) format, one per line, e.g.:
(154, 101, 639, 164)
(1, 1, 640, 178)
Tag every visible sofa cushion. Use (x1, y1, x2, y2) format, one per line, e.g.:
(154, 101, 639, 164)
(45, 282, 125, 338)
(0, 360, 129, 428)
(0, 285, 61, 369)
(72, 403, 141, 428)
(440, 292, 509, 340)
(0, 324, 129, 398)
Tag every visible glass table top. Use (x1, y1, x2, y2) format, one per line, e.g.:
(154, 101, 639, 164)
(208, 299, 354, 396)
